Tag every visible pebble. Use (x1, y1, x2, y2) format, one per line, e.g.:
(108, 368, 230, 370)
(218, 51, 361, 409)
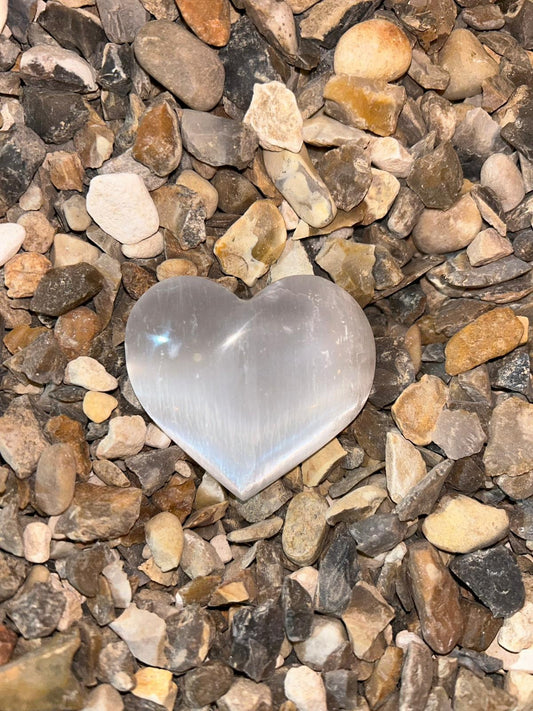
(121, 230, 164, 259)
(326, 484, 387, 525)
(176, 170, 218, 219)
(83, 391, 118, 423)
(4, 252, 51, 298)
(22, 521, 51, 564)
(132, 667, 177, 711)
(30, 262, 104, 317)
(110, 604, 167, 667)
(180, 529, 223, 578)
(484, 397, 533, 478)
(398, 639, 434, 711)
(316, 238, 375, 307)
(35, 443, 77, 516)
(243, 81, 303, 153)
(214, 199, 286, 286)
(407, 142, 463, 210)
(145, 511, 184, 572)
(95, 0, 147, 43)
(0, 223, 25, 267)
(285, 665, 328, 711)
(81, 684, 124, 711)
(86, 174, 160, 245)
(263, 147, 337, 228)
(317, 142, 372, 211)
(341, 581, 395, 661)
(175, 0, 230, 47)
(132, 102, 182, 178)
(64, 356, 118, 392)
(324, 75, 406, 137)
(282, 491, 329, 566)
(412, 194, 482, 254)
(349, 513, 407, 557)
(0, 124, 46, 215)
(422, 494, 510, 553)
(445, 307, 525, 376)
(96, 415, 146, 459)
(269, 238, 314, 282)
(451, 546, 525, 618)
(316, 524, 359, 614)
(391, 374, 447, 445)
(334, 19, 411, 82)
(218, 678, 272, 711)
(431, 408, 485, 459)
(466, 229, 513, 267)
(480, 154, 526, 213)
(439, 29, 499, 100)
(301, 438, 346, 487)
(183, 662, 234, 707)
(52, 233, 100, 268)
(369, 136, 413, 178)
(385, 431, 427, 503)
(17, 211, 54, 254)
(0, 395, 49, 478)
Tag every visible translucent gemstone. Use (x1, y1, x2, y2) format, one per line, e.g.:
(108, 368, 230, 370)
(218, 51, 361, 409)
(125, 275, 375, 500)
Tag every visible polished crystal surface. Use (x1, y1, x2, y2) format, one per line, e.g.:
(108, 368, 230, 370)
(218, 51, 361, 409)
(125, 275, 376, 500)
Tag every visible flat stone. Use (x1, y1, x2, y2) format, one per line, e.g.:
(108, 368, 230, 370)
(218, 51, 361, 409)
(134, 20, 224, 111)
(175, 0, 230, 46)
(293, 615, 348, 670)
(395, 459, 453, 521)
(20, 44, 97, 92)
(439, 29, 498, 100)
(316, 523, 359, 615)
(87, 174, 159, 245)
(349, 513, 407, 557)
(243, 81, 303, 153)
(282, 491, 329, 566)
(302, 113, 369, 148)
(282, 577, 314, 642)
(53, 233, 100, 268)
(0, 395, 48, 477)
(432, 408, 485, 459)
(324, 74, 406, 137)
(480, 153, 526, 213)
(316, 238, 375, 307)
(412, 194, 482, 254)
(484, 396, 533, 478)
(30, 262, 104, 316)
(180, 529, 223, 578)
(407, 142, 462, 210)
(6, 581, 65, 639)
(65, 356, 118, 391)
(385, 430, 427, 503)
(408, 47, 450, 90)
(299, 0, 383, 49)
(398, 639, 433, 711)
(214, 200, 286, 286)
(387, 186, 425, 237)
(110, 604, 167, 667)
(132, 102, 182, 178)
(500, 86, 533, 162)
(341, 581, 395, 661)
(180, 110, 258, 170)
(218, 678, 272, 711)
(183, 662, 233, 707)
(0, 125, 46, 215)
(54, 483, 142, 541)
(37, 3, 107, 60)
(467, 229, 513, 267)
(445, 307, 524, 375)
(422, 494, 509, 553)
(285, 666, 327, 711)
(391, 374, 447, 445)
(263, 147, 337, 228)
(334, 18, 411, 81)
(96, 415, 146, 459)
(451, 546, 525, 618)
(408, 541, 463, 654)
(301, 438, 346, 487)
(229, 599, 284, 681)
(35, 443, 77, 515)
(317, 142, 372, 211)
(369, 136, 413, 178)
(326, 484, 387, 525)
(23, 87, 89, 144)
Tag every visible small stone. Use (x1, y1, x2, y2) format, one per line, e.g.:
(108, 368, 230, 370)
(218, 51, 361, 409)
(408, 541, 463, 654)
(439, 29, 498, 100)
(334, 18, 411, 81)
(282, 576, 314, 642)
(303, 113, 370, 148)
(6, 581, 65, 639)
(180, 529, 223, 578)
(0, 631, 83, 711)
(96, 415, 147, 459)
(176, 170, 218, 219)
(214, 199, 286, 286)
(122, 231, 164, 260)
(61, 195, 92, 233)
(422, 494, 509, 553)
(298, 0, 383, 49)
(23, 521, 51, 564)
(227, 517, 283, 543)
(282, 491, 329, 566)
(326, 484, 387, 525)
(218, 678, 273, 711)
(54, 307, 102, 360)
(301, 438, 346, 487)
(316, 238, 375, 307)
(65, 356, 118, 391)
(242, 0, 298, 60)
(35, 443, 77, 516)
(23, 88, 89, 144)
(349, 513, 408, 557)
(324, 74, 406, 137)
(121, 263, 158, 300)
(132, 102, 182, 178)
(0, 223, 25, 267)
(30, 262, 104, 317)
(0, 624, 17, 666)
(453, 108, 507, 181)
(463, 3, 505, 29)
(445, 307, 524, 376)
(83, 391, 118, 423)
(316, 523, 359, 614)
(93, 460, 130, 488)
(0, 124, 46, 215)
(484, 397, 533, 478)
(183, 662, 234, 707)
(385, 431, 427, 503)
(86, 174, 159, 245)
(466, 229, 513, 267)
(480, 153, 526, 213)
(145, 511, 183, 572)
(4, 252, 51, 298)
(181, 109, 257, 170)
(293, 614, 348, 670)
(391, 374, 447, 446)
(144, 424, 171, 450)
(152, 184, 206, 250)
(500, 86, 533, 162)
(132, 667, 177, 711)
(175, 0, 230, 47)
(20, 43, 96, 92)
(341, 581, 395, 661)
(451, 546, 525, 618)
(243, 81, 303, 153)
(285, 666, 327, 711)
(269, 238, 314, 282)
(110, 604, 167, 667)
(365, 646, 403, 709)
(407, 142, 462, 210)
(81, 684, 124, 711)
(125, 447, 184, 496)
(52, 233, 100, 269)
(229, 599, 284, 681)
(0, 395, 48, 478)
(395, 459, 452, 521)
(55, 483, 142, 542)
(263, 147, 337, 228)
(431, 408, 485, 460)
(369, 136, 413, 178)
(412, 194, 482, 254)
(408, 47, 450, 90)
(95, 0, 147, 42)
(317, 142, 372, 211)
(398, 639, 434, 711)
(74, 110, 115, 170)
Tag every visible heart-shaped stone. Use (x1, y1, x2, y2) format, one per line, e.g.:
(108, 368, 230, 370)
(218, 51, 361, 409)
(125, 275, 375, 500)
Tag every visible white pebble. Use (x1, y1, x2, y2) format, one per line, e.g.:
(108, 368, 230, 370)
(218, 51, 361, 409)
(0, 223, 25, 267)
(122, 230, 165, 259)
(23, 521, 52, 563)
(64, 356, 118, 392)
(284, 666, 327, 711)
(145, 423, 171, 449)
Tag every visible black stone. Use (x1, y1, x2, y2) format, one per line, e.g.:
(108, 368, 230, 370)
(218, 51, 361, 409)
(254, 540, 285, 605)
(510, 500, 533, 539)
(489, 348, 531, 394)
(17, 332, 68, 386)
(98, 43, 133, 95)
(507, 194, 533, 233)
(505, 0, 533, 49)
(5, 581, 66, 639)
(349, 513, 408, 556)
(0, 37, 20, 71)
(228, 599, 285, 681)
(407, 142, 463, 210)
(0, 551, 27, 602)
(124, 446, 184, 496)
(0, 124, 46, 216)
(379, 284, 427, 326)
(447, 456, 486, 494)
(64, 544, 114, 597)
(30, 263, 104, 317)
(6, 0, 36, 42)
(219, 17, 288, 110)
(501, 87, 533, 161)
(451, 546, 526, 618)
(282, 577, 314, 643)
(183, 662, 234, 707)
(369, 337, 416, 409)
(297, 0, 381, 49)
(395, 460, 453, 521)
(165, 606, 214, 673)
(316, 524, 360, 615)
(352, 403, 394, 461)
(22, 87, 89, 144)
(38, 2, 107, 59)
(513, 229, 533, 261)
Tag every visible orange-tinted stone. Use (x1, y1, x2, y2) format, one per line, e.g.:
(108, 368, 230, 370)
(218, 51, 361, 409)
(54, 306, 102, 359)
(45, 414, 91, 479)
(132, 102, 182, 178)
(46, 151, 85, 192)
(3, 324, 48, 354)
(152, 475, 196, 523)
(176, 0, 231, 47)
(0, 624, 18, 665)
(4, 252, 52, 298)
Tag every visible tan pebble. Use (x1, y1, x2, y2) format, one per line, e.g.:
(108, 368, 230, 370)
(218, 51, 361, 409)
(17, 211, 56, 253)
(391, 374, 448, 445)
(4, 252, 52, 298)
(83, 391, 118, 423)
(132, 667, 177, 710)
(64, 356, 118, 391)
(176, 169, 218, 219)
(46, 151, 85, 192)
(156, 259, 198, 280)
(23, 521, 52, 563)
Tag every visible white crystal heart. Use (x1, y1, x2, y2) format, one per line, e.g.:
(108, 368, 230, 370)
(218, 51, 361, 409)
(125, 275, 375, 500)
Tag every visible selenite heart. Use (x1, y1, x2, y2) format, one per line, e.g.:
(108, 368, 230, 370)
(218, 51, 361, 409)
(125, 275, 375, 500)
